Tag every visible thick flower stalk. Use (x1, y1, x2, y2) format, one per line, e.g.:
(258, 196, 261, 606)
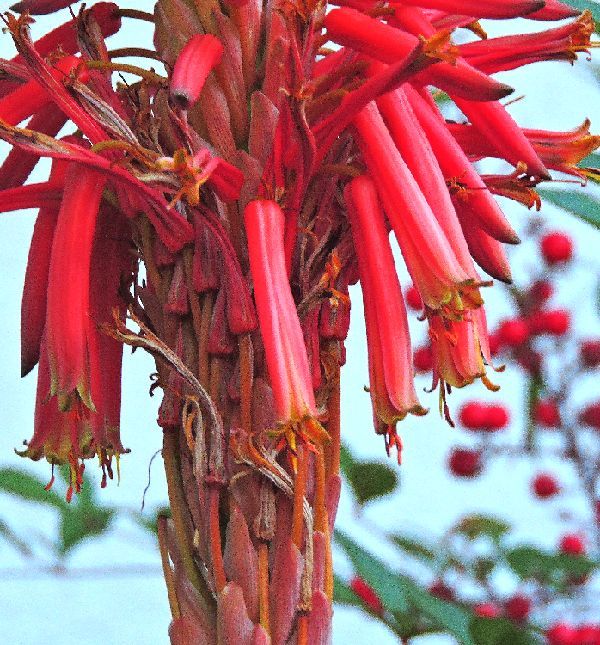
(0, 0, 597, 642)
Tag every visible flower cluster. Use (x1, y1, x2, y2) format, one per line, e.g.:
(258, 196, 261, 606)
(0, 0, 597, 641)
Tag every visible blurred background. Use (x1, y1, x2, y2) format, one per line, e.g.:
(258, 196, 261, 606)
(0, 1, 599, 643)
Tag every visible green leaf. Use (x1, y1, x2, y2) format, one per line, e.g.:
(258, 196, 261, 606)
(339, 444, 356, 476)
(391, 535, 436, 563)
(0, 467, 68, 511)
(455, 515, 510, 542)
(506, 546, 598, 585)
(539, 189, 600, 230)
(335, 530, 410, 613)
(131, 506, 171, 536)
(0, 518, 33, 556)
(470, 617, 540, 645)
(333, 575, 361, 606)
(340, 444, 399, 504)
(347, 462, 398, 505)
(401, 578, 475, 645)
(58, 482, 115, 554)
(335, 532, 475, 644)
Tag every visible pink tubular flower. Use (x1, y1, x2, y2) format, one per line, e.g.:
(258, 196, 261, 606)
(344, 176, 425, 452)
(429, 306, 494, 394)
(244, 199, 318, 426)
(170, 34, 224, 109)
(353, 101, 480, 313)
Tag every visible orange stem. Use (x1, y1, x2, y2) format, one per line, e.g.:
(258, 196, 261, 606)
(325, 369, 341, 477)
(291, 441, 308, 549)
(258, 542, 271, 634)
(239, 334, 253, 434)
(208, 487, 227, 593)
(297, 615, 309, 645)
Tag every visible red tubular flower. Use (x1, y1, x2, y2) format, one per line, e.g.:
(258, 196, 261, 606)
(10, 0, 74, 13)
(1, 4, 121, 98)
(323, 8, 512, 101)
(353, 101, 478, 313)
(170, 34, 224, 109)
(0, 55, 86, 127)
(378, 88, 478, 279)
(460, 12, 594, 74)
(404, 85, 519, 245)
(396, 0, 544, 19)
(344, 176, 425, 449)
(45, 164, 106, 411)
(244, 199, 317, 425)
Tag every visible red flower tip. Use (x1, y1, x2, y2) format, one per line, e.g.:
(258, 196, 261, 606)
(170, 34, 224, 109)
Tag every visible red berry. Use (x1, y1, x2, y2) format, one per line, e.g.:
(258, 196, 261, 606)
(581, 340, 600, 368)
(532, 473, 560, 499)
(529, 309, 570, 336)
(529, 279, 554, 304)
(575, 626, 600, 645)
(579, 402, 600, 430)
(534, 400, 561, 428)
(459, 402, 509, 432)
(448, 448, 482, 478)
(559, 534, 585, 556)
(497, 318, 529, 347)
(349, 577, 383, 615)
(413, 345, 433, 373)
(474, 602, 501, 618)
(405, 285, 423, 311)
(459, 401, 489, 429)
(541, 231, 573, 265)
(486, 404, 510, 430)
(547, 623, 577, 645)
(429, 580, 454, 601)
(504, 594, 531, 621)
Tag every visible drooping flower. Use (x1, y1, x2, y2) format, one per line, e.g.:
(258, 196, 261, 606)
(244, 199, 325, 444)
(344, 176, 425, 458)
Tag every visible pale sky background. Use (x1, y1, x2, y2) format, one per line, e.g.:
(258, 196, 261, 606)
(0, 2, 599, 643)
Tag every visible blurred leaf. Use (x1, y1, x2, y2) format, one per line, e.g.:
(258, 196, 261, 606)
(335, 532, 475, 644)
(0, 467, 67, 511)
(473, 558, 497, 581)
(340, 444, 399, 504)
(455, 515, 510, 542)
(58, 482, 115, 554)
(539, 189, 600, 230)
(401, 577, 474, 645)
(0, 518, 33, 556)
(333, 575, 361, 606)
(347, 462, 398, 505)
(132, 506, 171, 536)
(335, 530, 409, 613)
(391, 535, 436, 563)
(470, 617, 539, 645)
(506, 546, 598, 585)
(563, 0, 600, 32)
